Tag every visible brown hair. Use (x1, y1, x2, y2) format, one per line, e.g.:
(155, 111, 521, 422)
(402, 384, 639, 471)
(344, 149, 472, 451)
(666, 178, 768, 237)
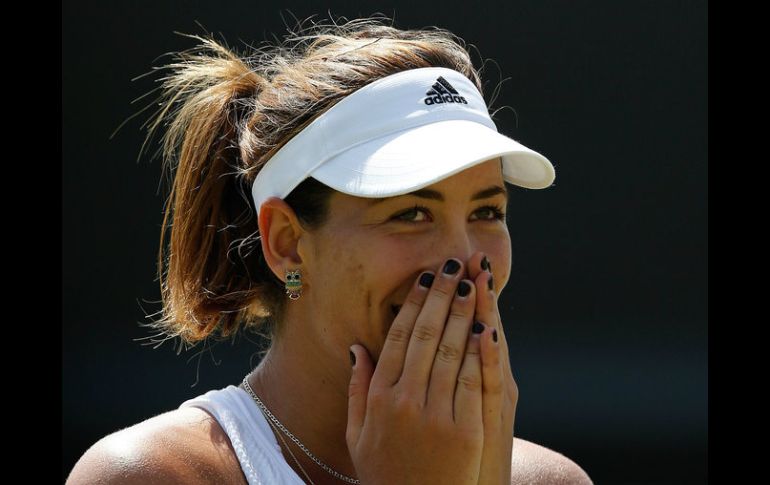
(136, 13, 499, 355)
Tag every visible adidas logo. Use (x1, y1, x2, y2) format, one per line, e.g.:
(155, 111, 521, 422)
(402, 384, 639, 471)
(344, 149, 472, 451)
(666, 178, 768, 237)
(423, 76, 468, 105)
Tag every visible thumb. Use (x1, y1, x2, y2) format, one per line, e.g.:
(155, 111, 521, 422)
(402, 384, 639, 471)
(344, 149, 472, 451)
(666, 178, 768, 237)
(346, 344, 373, 450)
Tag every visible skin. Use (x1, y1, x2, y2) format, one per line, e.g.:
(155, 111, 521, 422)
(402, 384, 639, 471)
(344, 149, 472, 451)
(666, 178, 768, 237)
(66, 155, 592, 484)
(247, 157, 513, 484)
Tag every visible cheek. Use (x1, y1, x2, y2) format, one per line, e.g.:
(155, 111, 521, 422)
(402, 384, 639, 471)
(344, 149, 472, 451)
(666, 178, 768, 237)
(318, 257, 371, 331)
(488, 232, 512, 286)
(316, 232, 401, 311)
(364, 236, 433, 275)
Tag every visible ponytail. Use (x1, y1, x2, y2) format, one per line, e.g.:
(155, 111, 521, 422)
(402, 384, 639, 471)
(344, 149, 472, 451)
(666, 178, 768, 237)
(140, 34, 278, 351)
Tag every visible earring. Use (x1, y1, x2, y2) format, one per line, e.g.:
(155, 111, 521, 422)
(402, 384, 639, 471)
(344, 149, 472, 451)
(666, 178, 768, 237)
(285, 269, 302, 300)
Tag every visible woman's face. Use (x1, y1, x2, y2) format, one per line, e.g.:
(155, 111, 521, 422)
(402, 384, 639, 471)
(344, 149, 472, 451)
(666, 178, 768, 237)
(299, 157, 512, 362)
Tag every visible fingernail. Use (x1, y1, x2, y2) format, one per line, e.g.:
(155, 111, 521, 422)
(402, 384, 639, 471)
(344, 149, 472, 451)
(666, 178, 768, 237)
(419, 272, 435, 288)
(492, 329, 498, 343)
(481, 255, 490, 271)
(472, 321, 485, 334)
(488, 275, 494, 291)
(349, 349, 356, 367)
(443, 258, 461, 275)
(457, 280, 471, 297)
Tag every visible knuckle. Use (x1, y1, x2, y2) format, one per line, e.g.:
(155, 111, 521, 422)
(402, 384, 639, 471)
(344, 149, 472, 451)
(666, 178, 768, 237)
(457, 372, 482, 392)
(486, 379, 504, 394)
(510, 378, 520, 399)
(465, 345, 481, 356)
(386, 325, 411, 345)
(405, 293, 424, 308)
(431, 284, 453, 299)
(448, 308, 469, 320)
(505, 378, 519, 405)
(412, 323, 440, 342)
(393, 391, 423, 417)
(436, 342, 462, 364)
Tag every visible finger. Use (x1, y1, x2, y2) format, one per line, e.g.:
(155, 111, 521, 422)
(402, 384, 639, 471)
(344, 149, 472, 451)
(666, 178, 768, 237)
(489, 291, 514, 384)
(477, 262, 518, 420)
(475, 274, 511, 485)
(479, 308, 503, 431)
(495, 305, 519, 411)
(346, 344, 373, 448)
(400, 258, 465, 396)
(426, 278, 477, 418)
(453, 321, 485, 428)
(371, 270, 434, 388)
(478, 266, 512, 383)
(474, 267, 498, 336)
(477, 319, 507, 485)
(488, 298, 519, 424)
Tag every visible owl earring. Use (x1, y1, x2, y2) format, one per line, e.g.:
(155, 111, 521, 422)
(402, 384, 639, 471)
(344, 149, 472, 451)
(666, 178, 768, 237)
(285, 269, 303, 300)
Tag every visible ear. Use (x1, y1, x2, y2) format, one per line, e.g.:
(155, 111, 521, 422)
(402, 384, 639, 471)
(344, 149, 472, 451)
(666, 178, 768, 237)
(257, 197, 305, 281)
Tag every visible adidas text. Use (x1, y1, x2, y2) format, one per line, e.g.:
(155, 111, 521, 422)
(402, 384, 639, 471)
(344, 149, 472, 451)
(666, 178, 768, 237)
(423, 76, 468, 105)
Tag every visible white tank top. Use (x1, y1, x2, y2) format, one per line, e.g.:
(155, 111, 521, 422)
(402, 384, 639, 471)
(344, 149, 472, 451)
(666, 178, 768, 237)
(179, 384, 306, 485)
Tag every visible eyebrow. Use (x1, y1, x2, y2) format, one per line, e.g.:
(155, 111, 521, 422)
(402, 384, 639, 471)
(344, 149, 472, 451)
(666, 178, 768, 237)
(367, 185, 509, 206)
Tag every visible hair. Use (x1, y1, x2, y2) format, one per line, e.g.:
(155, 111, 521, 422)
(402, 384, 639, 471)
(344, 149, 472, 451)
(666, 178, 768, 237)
(135, 12, 502, 357)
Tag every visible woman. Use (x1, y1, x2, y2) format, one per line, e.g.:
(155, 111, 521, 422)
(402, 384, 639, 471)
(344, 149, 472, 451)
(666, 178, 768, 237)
(68, 15, 592, 484)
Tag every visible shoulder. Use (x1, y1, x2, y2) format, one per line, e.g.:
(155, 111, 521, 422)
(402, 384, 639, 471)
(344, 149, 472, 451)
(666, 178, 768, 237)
(66, 407, 247, 485)
(511, 437, 593, 485)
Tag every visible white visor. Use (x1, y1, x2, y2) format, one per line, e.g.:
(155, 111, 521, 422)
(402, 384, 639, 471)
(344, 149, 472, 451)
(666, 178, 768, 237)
(251, 67, 555, 217)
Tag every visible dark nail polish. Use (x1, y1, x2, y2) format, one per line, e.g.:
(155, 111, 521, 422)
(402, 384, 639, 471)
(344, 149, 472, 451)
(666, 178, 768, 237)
(349, 350, 356, 366)
(488, 275, 494, 291)
(472, 321, 485, 334)
(457, 280, 471, 297)
(419, 272, 435, 288)
(443, 258, 461, 275)
(492, 329, 498, 343)
(488, 261, 492, 273)
(481, 256, 490, 271)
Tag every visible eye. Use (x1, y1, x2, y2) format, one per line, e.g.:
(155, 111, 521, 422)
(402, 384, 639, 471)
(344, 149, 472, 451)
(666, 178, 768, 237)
(473, 205, 507, 222)
(392, 204, 506, 224)
(392, 205, 430, 223)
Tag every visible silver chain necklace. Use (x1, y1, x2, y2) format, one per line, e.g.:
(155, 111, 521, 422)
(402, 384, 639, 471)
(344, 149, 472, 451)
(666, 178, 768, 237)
(241, 374, 361, 484)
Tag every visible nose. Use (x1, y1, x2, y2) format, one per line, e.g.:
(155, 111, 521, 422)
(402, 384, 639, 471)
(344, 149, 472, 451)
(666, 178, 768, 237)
(436, 226, 481, 276)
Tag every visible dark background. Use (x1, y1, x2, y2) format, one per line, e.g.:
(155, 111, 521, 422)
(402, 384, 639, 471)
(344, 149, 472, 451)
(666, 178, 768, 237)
(63, 1, 708, 483)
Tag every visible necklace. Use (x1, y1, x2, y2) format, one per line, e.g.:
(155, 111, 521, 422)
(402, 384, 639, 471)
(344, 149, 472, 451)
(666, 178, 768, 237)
(265, 406, 316, 484)
(241, 374, 361, 484)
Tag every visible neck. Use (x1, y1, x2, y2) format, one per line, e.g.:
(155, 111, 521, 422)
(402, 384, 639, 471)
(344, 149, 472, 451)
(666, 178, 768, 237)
(244, 320, 358, 484)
